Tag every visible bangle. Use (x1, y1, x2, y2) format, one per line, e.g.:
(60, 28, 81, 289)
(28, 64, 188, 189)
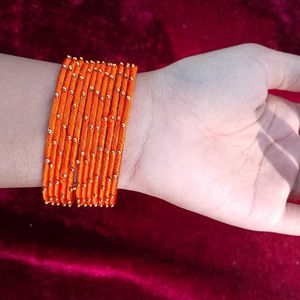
(42, 56, 138, 207)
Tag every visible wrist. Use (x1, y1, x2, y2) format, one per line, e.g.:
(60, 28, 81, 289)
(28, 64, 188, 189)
(117, 70, 154, 192)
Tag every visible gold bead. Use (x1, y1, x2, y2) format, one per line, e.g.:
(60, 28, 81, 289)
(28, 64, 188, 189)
(56, 114, 60, 118)
(103, 117, 108, 122)
(117, 150, 122, 155)
(76, 159, 80, 165)
(95, 126, 100, 131)
(52, 140, 57, 145)
(68, 65, 72, 71)
(62, 173, 67, 178)
(45, 158, 50, 164)
(84, 115, 88, 121)
(87, 68, 91, 73)
(48, 129, 53, 134)
(98, 146, 103, 152)
(58, 150, 63, 156)
(89, 86, 94, 91)
(126, 96, 131, 100)
(116, 116, 121, 120)
(113, 174, 118, 179)
(129, 76, 134, 81)
(67, 135, 72, 140)
(111, 115, 115, 120)
(67, 55, 72, 58)
(88, 179, 93, 184)
(89, 124, 93, 130)
(104, 72, 109, 76)
(49, 163, 53, 169)
(124, 73, 128, 78)
(121, 123, 126, 128)
(62, 124, 67, 129)
(73, 137, 77, 143)
(116, 88, 120, 93)
(72, 103, 77, 108)
(111, 150, 115, 156)
(95, 90, 100, 95)
(106, 94, 111, 100)
(121, 91, 125, 96)
(73, 56, 77, 60)
(109, 74, 114, 79)
(82, 91, 86, 97)
(100, 96, 104, 101)
(91, 153, 95, 158)
(62, 64, 67, 69)
(79, 75, 84, 80)
(120, 62, 124, 65)
(55, 92, 59, 97)
(81, 151, 85, 156)
(70, 167, 75, 173)
(105, 149, 109, 154)
(62, 86, 67, 92)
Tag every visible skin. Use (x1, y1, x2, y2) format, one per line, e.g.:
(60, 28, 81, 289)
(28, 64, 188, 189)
(1, 43, 300, 235)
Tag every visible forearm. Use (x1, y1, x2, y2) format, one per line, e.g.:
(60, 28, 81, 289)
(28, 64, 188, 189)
(0, 53, 153, 191)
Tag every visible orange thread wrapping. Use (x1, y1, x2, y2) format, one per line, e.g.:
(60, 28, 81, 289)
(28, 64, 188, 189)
(42, 57, 138, 207)
(42, 56, 71, 203)
(53, 58, 84, 204)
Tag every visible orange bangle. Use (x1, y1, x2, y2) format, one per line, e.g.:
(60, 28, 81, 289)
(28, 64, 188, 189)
(42, 56, 138, 207)
(42, 56, 71, 204)
(53, 58, 84, 205)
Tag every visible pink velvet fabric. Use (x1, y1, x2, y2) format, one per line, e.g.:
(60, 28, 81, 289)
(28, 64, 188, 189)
(1, 0, 300, 299)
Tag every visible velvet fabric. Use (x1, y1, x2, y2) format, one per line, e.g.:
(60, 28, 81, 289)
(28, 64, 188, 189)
(1, 0, 300, 299)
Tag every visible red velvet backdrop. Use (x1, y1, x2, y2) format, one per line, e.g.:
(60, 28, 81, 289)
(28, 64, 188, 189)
(1, 0, 300, 299)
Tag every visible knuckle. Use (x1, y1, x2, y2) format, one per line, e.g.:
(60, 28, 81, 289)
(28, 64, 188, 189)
(237, 43, 268, 55)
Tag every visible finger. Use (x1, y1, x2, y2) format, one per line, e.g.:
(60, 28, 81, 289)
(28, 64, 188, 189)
(240, 43, 300, 91)
(272, 203, 300, 236)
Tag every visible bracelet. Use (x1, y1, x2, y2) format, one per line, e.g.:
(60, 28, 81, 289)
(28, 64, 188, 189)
(42, 55, 138, 207)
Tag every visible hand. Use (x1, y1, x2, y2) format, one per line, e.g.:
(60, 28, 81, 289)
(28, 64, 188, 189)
(126, 43, 300, 236)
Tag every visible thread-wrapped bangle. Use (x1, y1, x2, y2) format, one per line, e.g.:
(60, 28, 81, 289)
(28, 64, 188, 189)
(42, 56, 138, 207)
(42, 56, 71, 204)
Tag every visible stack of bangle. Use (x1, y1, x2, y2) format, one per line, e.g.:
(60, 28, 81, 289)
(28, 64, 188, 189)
(42, 55, 138, 208)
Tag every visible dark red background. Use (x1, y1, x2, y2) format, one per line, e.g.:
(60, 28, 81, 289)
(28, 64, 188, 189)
(1, 0, 300, 299)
